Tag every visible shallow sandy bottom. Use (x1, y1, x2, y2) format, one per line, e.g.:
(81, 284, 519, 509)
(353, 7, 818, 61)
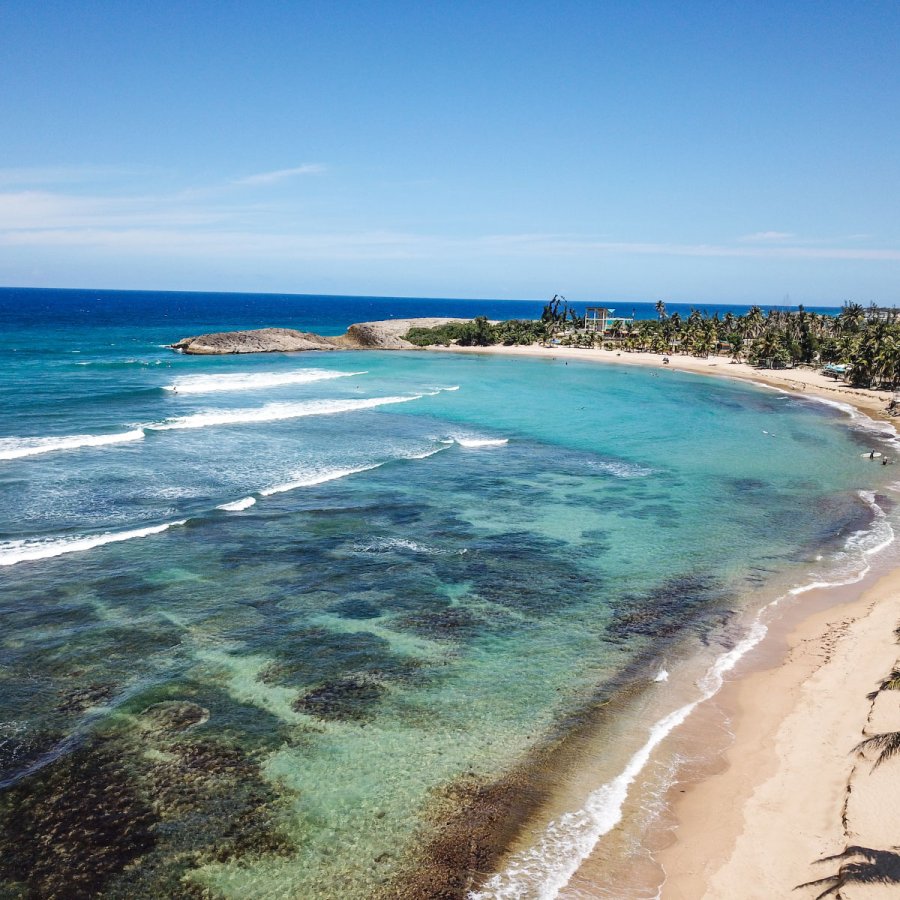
(429, 343, 896, 425)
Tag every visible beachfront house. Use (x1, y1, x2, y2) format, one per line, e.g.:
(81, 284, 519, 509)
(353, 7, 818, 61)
(865, 306, 900, 323)
(584, 306, 635, 335)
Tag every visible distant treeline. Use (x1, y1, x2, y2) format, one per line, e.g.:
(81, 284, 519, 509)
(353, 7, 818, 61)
(403, 299, 900, 389)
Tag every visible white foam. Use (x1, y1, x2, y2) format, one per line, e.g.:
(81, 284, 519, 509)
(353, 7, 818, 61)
(150, 395, 423, 431)
(217, 497, 257, 511)
(589, 459, 653, 479)
(259, 464, 382, 497)
(164, 369, 366, 394)
(654, 669, 669, 683)
(401, 444, 452, 460)
(453, 437, 510, 448)
(0, 429, 145, 461)
(786, 391, 900, 447)
(353, 537, 441, 554)
(0, 521, 187, 567)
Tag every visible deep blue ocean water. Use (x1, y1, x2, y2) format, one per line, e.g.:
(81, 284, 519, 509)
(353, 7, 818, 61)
(0, 287, 895, 898)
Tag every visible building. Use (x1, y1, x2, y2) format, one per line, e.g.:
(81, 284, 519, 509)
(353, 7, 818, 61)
(584, 306, 635, 333)
(865, 307, 900, 323)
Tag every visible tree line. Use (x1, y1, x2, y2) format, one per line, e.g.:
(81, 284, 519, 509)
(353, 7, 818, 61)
(404, 300, 900, 389)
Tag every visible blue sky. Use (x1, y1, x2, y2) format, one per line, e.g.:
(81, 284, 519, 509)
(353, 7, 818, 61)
(1, 1, 898, 304)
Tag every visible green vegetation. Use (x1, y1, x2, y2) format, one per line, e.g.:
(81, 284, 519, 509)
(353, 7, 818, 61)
(405, 316, 546, 347)
(404, 300, 900, 389)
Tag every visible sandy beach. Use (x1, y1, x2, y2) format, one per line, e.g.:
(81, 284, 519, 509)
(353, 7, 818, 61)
(657, 567, 900, 900)
(431, 343, 900, 899)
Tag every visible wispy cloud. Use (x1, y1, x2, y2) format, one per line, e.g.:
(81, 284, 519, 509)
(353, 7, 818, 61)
(2, 219, 900, 263)
(0, 165, 155, 187)
(739, 230, 795, 242)
(232, 164, 326, 186)
(0, 187, 898, 264)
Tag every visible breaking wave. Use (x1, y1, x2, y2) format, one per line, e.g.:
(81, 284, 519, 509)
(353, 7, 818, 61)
(0, 521, 187, 567)
(259, 464, 383, 497)
(0, 429, 145, 461)
(164, 369, 366, 394)
(451, 437, 510, 448)
(217, 497, 257, 511)
(149, 395, 426, 430)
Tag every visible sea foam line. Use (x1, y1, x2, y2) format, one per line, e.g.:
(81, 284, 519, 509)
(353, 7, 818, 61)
(782, 390, 900, 447)
(164, 369, 366, 394)
(149, 394, 426, 430)
(0, 429, 144, 461)
(0, 521, 187, 567)
(259, 463, 383, 496)
(0, 395, 430, 462)
(217, 497, 257, 511)
(452, 437, 510, 448)
(471, 489, 896, 900)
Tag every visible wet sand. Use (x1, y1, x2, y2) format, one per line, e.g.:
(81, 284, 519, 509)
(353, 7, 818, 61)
(657, 565, 900, 900)
(429, 344, 900, 899)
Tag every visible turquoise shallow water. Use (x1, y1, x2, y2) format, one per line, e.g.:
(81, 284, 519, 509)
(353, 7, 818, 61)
(1, 291, 898, 898)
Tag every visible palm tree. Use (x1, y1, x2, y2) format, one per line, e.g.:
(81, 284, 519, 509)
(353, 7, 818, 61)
(838, 301, 866, 335)
(854, 731, 900, 770)
(655, 300, 667, 320)
(742, 305, 765, 339)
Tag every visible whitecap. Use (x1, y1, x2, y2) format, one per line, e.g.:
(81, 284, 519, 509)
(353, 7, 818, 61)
(259, 463, 383, 497)
(164, 369, 366, 394)
(0, 521, 187, 567)
(0, 429, 145, 461)
(217, 497, 257, 511)
(400, 444, 453, 460)
(353, 537, 442, 554)
(588, 459, 653, 479)
(452, 437, 510, 448)
(149, 395, 423, 431)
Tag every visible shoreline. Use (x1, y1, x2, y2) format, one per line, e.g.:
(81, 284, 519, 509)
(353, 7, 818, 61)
(656, 558, 900, 899)
(430, 343, 900, 898)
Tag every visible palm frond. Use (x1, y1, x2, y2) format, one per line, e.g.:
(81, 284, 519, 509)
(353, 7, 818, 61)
(854, 731, 900, 769)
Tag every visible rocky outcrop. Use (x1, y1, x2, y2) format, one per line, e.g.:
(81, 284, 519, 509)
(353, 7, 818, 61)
(340, 317, 472, 349)
(170, 328, 341, 355)
(171, 318, 471, 355)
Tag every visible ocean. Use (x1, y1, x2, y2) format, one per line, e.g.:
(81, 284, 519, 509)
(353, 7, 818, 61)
(0, 288, 896, 899)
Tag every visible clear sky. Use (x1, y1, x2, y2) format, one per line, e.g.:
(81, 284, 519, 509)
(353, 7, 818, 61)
(1, 1, 898, 304)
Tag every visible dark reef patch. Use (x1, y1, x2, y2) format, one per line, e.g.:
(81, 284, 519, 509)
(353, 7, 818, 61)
(56, 681, 116, 714)
(604, 572, 730, 644)
(395, 603, 482, 640)
(0, 737, 156, 899)
(380, 769, 550, 900)
(332, 596, 383, 619)
(140, 701, 209, 732)
(293, 675, 385, 722)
